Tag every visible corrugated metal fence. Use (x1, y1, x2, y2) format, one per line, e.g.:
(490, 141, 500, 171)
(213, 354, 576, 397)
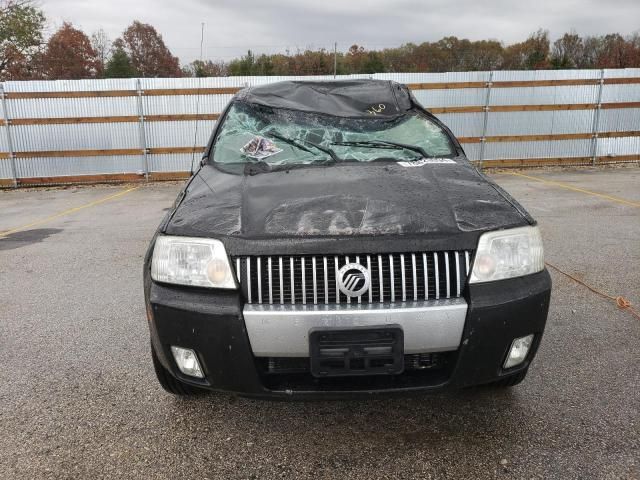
(1, 69, 639, 187)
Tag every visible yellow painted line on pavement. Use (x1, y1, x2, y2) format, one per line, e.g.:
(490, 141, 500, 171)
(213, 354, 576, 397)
(0, 186, 140, 239)
(505, 172, 640, 208)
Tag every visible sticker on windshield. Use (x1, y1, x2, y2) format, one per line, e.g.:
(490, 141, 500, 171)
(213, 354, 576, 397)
(398, 158, 455, 167)
(241, 136, 283, 160)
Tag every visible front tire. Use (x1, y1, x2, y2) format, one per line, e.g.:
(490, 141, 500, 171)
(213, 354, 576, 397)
(151, 344, 205, 396)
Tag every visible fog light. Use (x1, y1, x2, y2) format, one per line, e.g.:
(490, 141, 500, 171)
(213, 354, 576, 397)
(504, 334, 534, 369)
(171, 346, 204, 378)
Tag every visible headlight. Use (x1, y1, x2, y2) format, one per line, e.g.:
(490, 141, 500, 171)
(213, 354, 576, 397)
(151, 235, 237, 289)
(469, 226, 544, 283)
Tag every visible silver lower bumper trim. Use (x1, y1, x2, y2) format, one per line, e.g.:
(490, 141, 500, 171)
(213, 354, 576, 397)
(243, 299, 467, 357)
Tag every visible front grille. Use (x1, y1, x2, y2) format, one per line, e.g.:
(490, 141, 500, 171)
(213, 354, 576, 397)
(233, 251, 472, 305)
(255, 351, 458, 391)
(260, 353, 447, 375)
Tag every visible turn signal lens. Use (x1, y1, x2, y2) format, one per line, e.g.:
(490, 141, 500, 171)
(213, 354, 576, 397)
(207, 257, 232, 285)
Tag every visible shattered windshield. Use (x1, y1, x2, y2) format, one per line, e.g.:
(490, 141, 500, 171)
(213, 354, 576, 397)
(212, 101, 455, 166)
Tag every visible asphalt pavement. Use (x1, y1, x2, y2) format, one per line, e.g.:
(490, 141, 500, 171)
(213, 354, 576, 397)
(0, 167, 638, 479)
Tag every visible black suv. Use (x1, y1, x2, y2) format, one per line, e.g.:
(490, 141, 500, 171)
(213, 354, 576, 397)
(143, 80, 551, 398)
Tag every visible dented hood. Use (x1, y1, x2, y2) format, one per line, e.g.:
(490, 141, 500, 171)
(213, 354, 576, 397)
(165, 160, 532, 242)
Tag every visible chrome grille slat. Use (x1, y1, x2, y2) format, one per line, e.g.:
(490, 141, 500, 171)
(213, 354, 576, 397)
(290, 257, 295, 305)
(279, 257, 284, 305)
(412, 254, 417, 301)
(378, 254, 384, 303)
(301, 257, 306, 305)
(400, 254, 406, 302)
(257, 257, 262, 304)
(455, 252, 461, 297)
(367, 255, 373, 303)
(434, 252, 440, 300)
(345, 256, 351, 304)
(355, 256, 361, 304)
(422, 253, 428, 300)
(236, 249, 471, 306)
(334, 256, 339, 303)
(389, 254, 395, 302)
(246, 258, 251, 303)
(445, 253, 451, 299)
(323, 257, 328, 305)
(312, 256, 318, 305)
(268, 257, 273, 304)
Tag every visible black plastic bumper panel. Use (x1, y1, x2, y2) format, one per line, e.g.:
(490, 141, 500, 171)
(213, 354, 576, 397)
(145, 270, 551, 398)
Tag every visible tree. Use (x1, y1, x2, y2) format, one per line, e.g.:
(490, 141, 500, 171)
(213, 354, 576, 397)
(551, 32, 584, 68)
(118, 21, 181, 77)
(433, 36, 472, 71)
(595, 33, 636, 68)
(626, 33, 640, 68)
(580, 36, 603, 68)
(363, 51, 385, 73)
(91, 28, 110, 76)
(345, 44, 367, 73)
(228, 50, 255, 76)
(468, 40, 504, 70)
(219, 30, 639, 76)
(380, 43, 420, 72)
(503, 29, 551, 69)
(0, 0, 45, 80)
(104, 39, 136, 78)
(42, 22, 100, 79)
(183, 59, 227, 77)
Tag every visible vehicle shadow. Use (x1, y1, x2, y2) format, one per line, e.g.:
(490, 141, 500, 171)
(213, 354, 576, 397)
(169, 385, 530, 449)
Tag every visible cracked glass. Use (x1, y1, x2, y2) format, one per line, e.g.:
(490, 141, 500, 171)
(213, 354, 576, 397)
(212, 102, 455, 165)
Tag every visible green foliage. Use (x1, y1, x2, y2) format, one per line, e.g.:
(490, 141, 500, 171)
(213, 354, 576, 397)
(228, 50, 255, 76)
(363, 51, 385, 74)
(0, 0, 46, 79)
(104, 44, 136, 78)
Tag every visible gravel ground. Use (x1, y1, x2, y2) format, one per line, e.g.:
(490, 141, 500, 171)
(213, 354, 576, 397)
(0, 168, 638, 479)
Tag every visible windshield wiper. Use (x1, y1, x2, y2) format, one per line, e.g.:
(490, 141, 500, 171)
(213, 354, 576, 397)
(331, 140, 429, 158)
(243, 157, 338, 176)
(267, 131, 340, 162)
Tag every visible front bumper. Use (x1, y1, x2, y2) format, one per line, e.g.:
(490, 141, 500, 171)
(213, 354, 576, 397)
(145, 270, 551, 399)
(244, 299, 467, 357)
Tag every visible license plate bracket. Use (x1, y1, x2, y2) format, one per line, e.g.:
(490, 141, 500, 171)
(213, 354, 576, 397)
(309, 325, 404, 377)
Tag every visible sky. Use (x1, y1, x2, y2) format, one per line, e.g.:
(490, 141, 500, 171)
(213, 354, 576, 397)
(39, 0, 640, 64)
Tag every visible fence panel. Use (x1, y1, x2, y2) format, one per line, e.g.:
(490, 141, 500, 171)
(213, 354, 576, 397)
(0, 68, 639, 186)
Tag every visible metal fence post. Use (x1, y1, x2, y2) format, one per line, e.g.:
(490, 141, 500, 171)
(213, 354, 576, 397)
(478, 71, 494, 170)
(0, 84, 18, 187)
(590, 69, 605, 166)
(136, 79, 149, 180)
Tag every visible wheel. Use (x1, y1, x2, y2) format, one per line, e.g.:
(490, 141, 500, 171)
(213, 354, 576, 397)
(151, 343, 205, 396)
(488, 368, 528, 388)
